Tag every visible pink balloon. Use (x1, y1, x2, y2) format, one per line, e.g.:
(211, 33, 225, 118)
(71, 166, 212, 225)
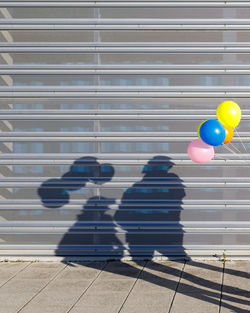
(187, 139, 214, 164)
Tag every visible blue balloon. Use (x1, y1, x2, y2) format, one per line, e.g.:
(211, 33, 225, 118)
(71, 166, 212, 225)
(199, 120, 226, 146)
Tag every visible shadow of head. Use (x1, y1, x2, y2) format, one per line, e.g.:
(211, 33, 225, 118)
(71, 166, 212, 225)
(37, 156, 115, 208)
(142, 155, 175, 177)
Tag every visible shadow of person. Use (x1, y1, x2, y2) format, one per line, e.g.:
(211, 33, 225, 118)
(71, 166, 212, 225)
(38, 157, 120, 256)
(38, 156, 113, 209)
(114, 155, 186, 259)
(57, 196, 123, 256)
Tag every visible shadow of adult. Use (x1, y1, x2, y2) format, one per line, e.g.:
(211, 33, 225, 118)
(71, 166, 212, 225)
(115, 155, 186, 259)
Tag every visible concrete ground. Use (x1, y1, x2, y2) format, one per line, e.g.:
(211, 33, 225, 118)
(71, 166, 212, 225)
(0, 260, 249, 313)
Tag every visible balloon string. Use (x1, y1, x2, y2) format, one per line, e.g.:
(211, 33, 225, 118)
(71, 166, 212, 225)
(222, 144, 249, 164)
(214, 149, 246, 162)
(223, 144, 240, 156)
(228, 142, 242, 154)
(214, 145, 233, 161)
(235, 128, 248, 153)
(222, 144, 246, 161)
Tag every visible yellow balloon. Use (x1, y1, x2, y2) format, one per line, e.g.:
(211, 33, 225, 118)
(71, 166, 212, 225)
(216, 101, 241, 128)
(197, 120, 207, 139)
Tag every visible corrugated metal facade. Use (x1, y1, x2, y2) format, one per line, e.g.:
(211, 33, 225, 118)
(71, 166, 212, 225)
(0, 0, 250, 258)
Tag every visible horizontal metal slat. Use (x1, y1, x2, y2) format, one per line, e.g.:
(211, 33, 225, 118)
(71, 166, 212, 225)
(0, 159, 249, 165)
(0, 227, 249, 234)
(0, 133, 196, 142)
(0, 131, 202, 135)
(6, 85, 236, 91)
(0, 153, 194, 161)
(2, 42, 248, 46)
(0, 109, 218, 120)
(2, 181, 250, 188)
(2, 221, 248, 227)
(3, 42, 250, 53)
(1, 109, 249, 121)
(1, 86, 250, 98)
(0, 109, 221, 114)
(0, 225, 249, 234)
(0, 86, 250, 98)
(4, 176, 250, 182)
(1, 112, 250, 120)
(0, 1, 249, 8)
(0, 184, 249, 188)
(5, 24, 243, 30)
(0, 114, 219, 120)
(0, 199, 247, 205)
(1, 204, 250, 210)
(0, 92, 246, 98)
(0, 245, 249, 252)
(0, 154, 247, 164)
(1, 246, 249, 259)
(0, 152, 236, 159)
(4, 18, 250, 25)
(0, 131, 249, 142)
(2, 19, 250, 30)
(0, 136, 237, 141)
(3, 64, 250, 75)
(0, 204, 245, 210)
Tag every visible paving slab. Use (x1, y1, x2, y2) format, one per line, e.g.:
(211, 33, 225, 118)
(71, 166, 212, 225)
(69, 261, 145, 313)
(120, 261, 184, 313)
(169, 261, 223, 313)
(0, 262, 65, 313)
(19, 262, 105, 313)
(223, 261, 250, 295)
(177, 261, 223, 294)
(0, 262, 30, 287)
(120, 291, 174, 313)
(220, 261, 250, 313)
(87, 278, 135, 293)
(70, 305, 122, 313)
(220, 295, 250, 313)
(99, 261, 145, 280)
(169, 292, 220, 313)
(137, 261, 184, 292)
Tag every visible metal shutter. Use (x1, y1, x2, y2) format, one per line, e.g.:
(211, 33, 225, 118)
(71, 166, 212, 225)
(0, 1, 250, 259)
